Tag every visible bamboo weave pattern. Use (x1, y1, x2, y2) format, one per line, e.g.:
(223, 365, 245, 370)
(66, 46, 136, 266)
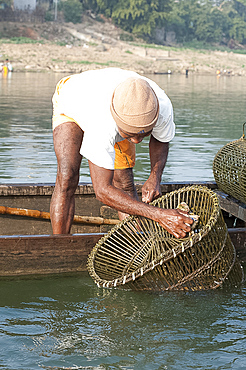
(213, 122, 246, 204)
(87, 185, 243, 291)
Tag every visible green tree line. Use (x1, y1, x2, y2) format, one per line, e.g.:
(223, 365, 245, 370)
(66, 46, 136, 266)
(60, 0, 246, 46)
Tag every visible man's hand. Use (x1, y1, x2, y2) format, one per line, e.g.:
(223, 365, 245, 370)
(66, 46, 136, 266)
(142, 176, 161, 203)
(156, 208, 194, 239)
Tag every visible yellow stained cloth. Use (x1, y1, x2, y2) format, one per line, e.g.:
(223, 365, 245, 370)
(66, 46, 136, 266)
(53, 114, 135, 170)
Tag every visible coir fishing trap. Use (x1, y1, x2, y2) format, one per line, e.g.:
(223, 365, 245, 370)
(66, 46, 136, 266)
(213, 122, 246, 204)
(87, 185, 244, 291)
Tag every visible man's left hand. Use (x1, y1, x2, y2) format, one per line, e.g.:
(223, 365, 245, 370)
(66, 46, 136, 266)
(142, 177, 161, 203)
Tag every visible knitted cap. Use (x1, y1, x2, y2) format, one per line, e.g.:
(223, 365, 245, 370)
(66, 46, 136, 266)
(110, 77, 159, 134)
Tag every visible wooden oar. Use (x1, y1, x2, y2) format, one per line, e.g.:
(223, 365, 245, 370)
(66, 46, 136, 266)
(0, 205, 119, 225)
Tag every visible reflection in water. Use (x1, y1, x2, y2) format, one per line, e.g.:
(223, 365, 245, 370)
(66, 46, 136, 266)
(0, 72, 246, 183)
(0, 274, 245, 369)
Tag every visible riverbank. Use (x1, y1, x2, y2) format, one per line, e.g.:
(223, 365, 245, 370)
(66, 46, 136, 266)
(1, 20, 246, 76)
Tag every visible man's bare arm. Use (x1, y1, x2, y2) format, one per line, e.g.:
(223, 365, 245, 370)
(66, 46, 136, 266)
(88, 160, 193, 239)
(142, 136, 169, 203)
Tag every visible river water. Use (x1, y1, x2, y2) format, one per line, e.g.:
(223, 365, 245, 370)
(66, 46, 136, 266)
(0, 71, 246, 369)
(1, 71, 246, 183)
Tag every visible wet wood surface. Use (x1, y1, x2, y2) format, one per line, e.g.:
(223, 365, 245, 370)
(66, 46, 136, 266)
(215, 190, 246, 222)
(0, 233, 103, 276)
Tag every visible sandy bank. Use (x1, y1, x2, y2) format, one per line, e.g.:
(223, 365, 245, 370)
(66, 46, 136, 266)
(0, 21, 246, 76)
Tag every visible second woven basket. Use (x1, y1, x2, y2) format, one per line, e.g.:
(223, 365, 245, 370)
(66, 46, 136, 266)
(87, 185, 243, 291)
(213, 122, 246, 203)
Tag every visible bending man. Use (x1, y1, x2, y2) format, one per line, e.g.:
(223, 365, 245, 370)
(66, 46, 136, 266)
(50, 68, 193, 238)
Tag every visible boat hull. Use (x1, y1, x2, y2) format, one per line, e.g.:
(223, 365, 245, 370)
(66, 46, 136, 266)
(0, 233, 103, 276)
(0, 182, 245, 276)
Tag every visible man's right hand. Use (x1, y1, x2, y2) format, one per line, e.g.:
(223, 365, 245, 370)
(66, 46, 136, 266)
(155, 208, 194, 239)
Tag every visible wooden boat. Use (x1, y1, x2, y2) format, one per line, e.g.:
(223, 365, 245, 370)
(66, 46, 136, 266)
(0, 181, 245, 277)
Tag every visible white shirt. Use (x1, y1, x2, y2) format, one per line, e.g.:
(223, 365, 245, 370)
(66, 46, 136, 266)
(53, 68, 175, 169)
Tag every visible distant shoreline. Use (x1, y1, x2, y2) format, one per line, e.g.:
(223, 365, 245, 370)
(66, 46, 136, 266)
(1, 41, 246, 77)
(1, 20, 246, 76)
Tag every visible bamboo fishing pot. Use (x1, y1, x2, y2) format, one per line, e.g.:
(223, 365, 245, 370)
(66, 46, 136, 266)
(87, 185, 244, 291)
(213, 122, 246, 204)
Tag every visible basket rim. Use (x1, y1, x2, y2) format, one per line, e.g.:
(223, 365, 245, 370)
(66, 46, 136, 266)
(87, 185, 221, 288)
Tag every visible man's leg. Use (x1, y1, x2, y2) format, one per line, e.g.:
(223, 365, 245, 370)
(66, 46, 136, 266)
(50, 122, 83, 234)
(113, 168, 139, 220)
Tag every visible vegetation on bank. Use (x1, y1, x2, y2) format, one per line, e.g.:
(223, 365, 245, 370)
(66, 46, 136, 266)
(0, 0, 246, 50)
(56, 0, 246, 47)
(0, 37, 44, 44)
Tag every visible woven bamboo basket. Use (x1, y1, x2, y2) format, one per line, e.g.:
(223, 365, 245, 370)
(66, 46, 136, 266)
(87, 185, 244, 291)
(213, 122, 246, 204)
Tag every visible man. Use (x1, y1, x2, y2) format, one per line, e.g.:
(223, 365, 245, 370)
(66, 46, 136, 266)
(50, 68, 193, 238)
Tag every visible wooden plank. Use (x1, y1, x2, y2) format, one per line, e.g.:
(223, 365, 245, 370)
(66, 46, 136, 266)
(0, 183, 55, 197)
(0, 233, 103, 276)
(215, 190, 246, 222)
(228, 228, 246, 264)
(0, 181, 217, 197)
(0, 183, 96, 197)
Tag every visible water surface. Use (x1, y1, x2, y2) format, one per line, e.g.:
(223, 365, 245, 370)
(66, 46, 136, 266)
(0, 274, 245, 370)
